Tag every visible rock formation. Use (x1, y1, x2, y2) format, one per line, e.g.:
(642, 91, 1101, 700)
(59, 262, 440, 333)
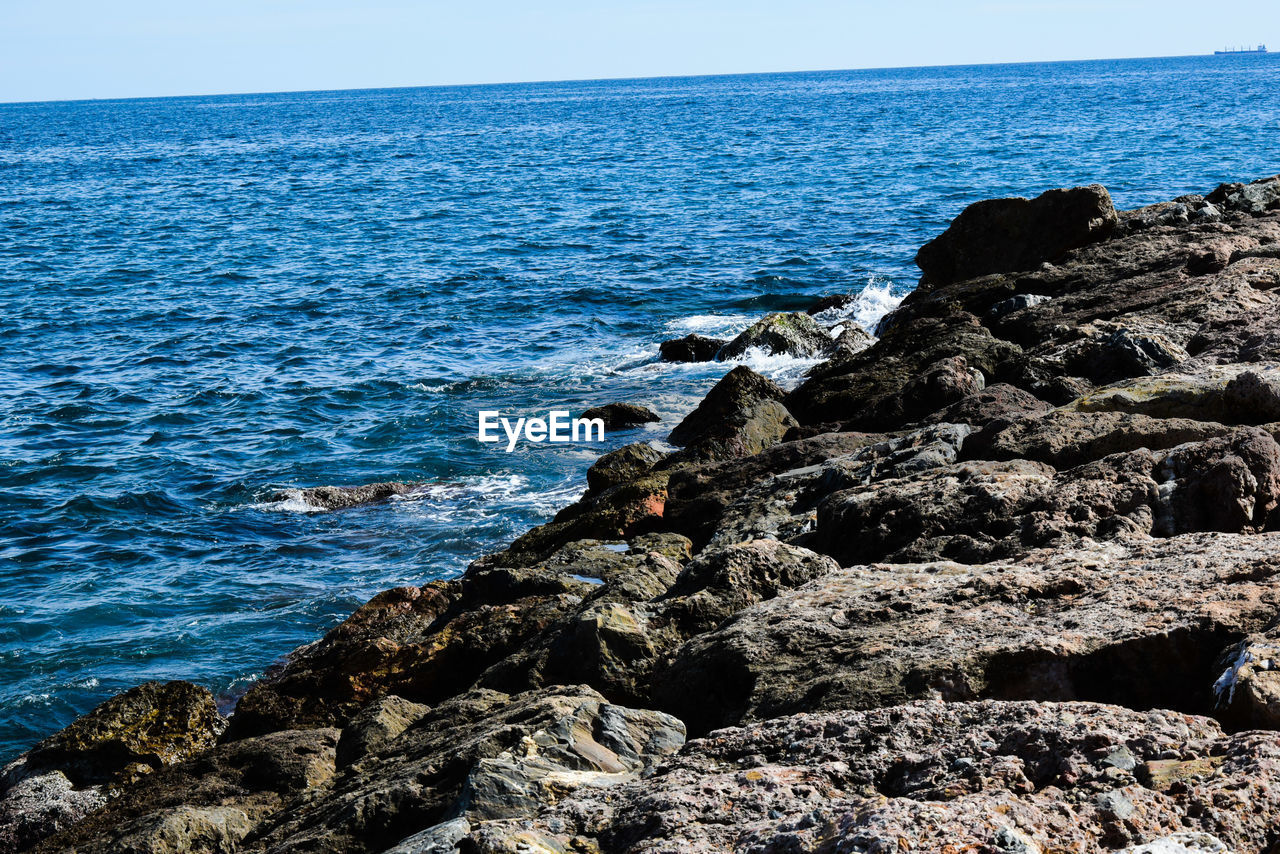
(13, 176, 1280, 853)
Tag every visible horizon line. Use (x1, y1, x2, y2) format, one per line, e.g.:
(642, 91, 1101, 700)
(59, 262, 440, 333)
(0, 50, 1253, 108)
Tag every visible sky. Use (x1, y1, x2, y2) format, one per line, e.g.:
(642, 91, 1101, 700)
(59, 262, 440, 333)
(1, 0, 1276, 103)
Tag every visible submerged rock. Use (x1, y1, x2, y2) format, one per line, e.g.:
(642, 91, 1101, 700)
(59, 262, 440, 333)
(658, 333, 725, 362)
(578, 402, 659, 429)
(275, 481, 418, 511)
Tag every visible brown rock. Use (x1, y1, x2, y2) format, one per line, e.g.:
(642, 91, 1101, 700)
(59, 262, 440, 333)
(585, 442, 664, 494)
(915, 184, 1118, 287)
(655, 532, 1280, 735)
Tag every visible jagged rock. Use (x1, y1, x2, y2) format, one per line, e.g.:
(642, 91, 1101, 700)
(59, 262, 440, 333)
(578, 402, 659, 429)
(1223, 368, 1280, 422)
(456, 700, 1280, 853)
(923, 383, 1051, 428)
(476, 539, 835, 707)
(245, 687, 684, 854)
(227, 534, 697, 739)
(787, 313, 1022, 428)
(826, 322, 874, 358)
(1067, 324, 1191, 383)
(1207, 174, 1280, 215)
(988, 292, 1050, 317)
(21, 681, 224, 788)
(668, 366, 797, 461)
(94, 805, 256, 854)
(1211, 629, 1280, 731)
(585, 442, 665, 494)
(963, 409, 1232, 469)
(808, 427, 1280, 565)
(915, 184, 1118, 287)
(663, 431, 889, 547)
(274, 482, 418, 511)
(0, 770, 106, 850)
(223, 580, 567, 739)
(1065, 363, 1280, 423)
(705, 423, 973, 549)
(719, 312, 832, 359)
(658, 334, 725, 363)
(900, 355, 985, 417)
(335, 696, 431, 769)
(486, 470, 672, 567)
(655, 532, 1280, 735)
(1154, 427, 1280, 534)
(30, 728, 339, 853)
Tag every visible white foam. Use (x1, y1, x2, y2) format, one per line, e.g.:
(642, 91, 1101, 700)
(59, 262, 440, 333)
(251, 489, 326, 514)
(811, 277, 905, 334)
(665, 313, 755, 339)
(722, 346, 826, 389)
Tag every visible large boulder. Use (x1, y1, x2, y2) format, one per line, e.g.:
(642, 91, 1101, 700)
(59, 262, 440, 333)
(26, 727, 339, 853)
(915, 184, 1118, 287)
(963, 409, 1233, 469)
(719, 312, 832, 359)
(17, 681, 224, 788)
(1206, 174, 1280, 215)
(658, 334, 725, 363)
(585, 442, 665, 494)
(667, 366, 798, 461)
(808, 427, 1280, 566)
(654, 532, 1280, 735)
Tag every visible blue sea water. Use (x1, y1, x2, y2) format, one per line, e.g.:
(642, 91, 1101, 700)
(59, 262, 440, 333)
(1, 54, 1278, 763)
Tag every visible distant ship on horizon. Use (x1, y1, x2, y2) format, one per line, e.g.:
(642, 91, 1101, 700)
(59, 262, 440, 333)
(1215, 44, 1268, 55)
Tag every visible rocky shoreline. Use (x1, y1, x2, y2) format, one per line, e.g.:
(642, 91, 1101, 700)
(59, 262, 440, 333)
(9, 175, 1280, 853)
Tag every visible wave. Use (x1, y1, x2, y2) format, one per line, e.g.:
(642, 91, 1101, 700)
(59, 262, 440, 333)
(811, 278, 905, 334)
(251, 474, 585, 519)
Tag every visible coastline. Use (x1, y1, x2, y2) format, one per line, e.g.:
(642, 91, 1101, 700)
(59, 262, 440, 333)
(9, 174, 1280, 851)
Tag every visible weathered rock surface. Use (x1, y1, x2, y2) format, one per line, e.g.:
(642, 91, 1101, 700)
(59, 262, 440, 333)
(667, 366, 798, 461)
(274, 482, 419, 511)
(29, 727, 339, 853)
(578, 403, 660, 429)
(655, 533, 1280, 735)
(18, 681, 225, 788)
(585, 442, 665, 494)
(247, 687, 683, 854)
(457, 700, 1280, 854)
(915, 184, 1118, 286)
(719, 312, 832, 359)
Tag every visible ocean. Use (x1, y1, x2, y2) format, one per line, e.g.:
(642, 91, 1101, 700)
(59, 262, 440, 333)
(1, 53, 1278, 763)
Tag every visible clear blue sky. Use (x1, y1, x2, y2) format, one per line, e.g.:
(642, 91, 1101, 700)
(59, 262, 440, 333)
(1, 0, 1275, 103)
